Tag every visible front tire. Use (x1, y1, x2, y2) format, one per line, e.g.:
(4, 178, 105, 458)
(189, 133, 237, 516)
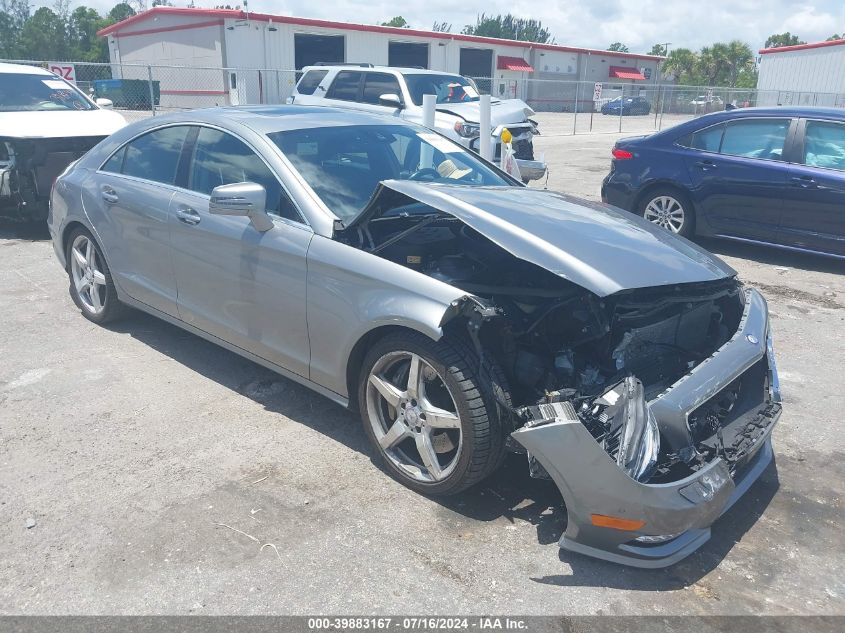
(639, 188, 695, 237)
(358, 331, 508, 496)
(66, 227, 128, 324)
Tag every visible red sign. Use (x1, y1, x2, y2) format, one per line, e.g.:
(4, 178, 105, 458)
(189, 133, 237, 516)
(48, 63, 77, 83)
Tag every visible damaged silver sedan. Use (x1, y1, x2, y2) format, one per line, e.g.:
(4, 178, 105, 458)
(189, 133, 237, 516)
(48, 106, 782, 568)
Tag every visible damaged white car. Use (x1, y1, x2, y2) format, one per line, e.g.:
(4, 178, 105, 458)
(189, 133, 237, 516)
(48, 107, 781, 568)
(0, 62, 125, 221)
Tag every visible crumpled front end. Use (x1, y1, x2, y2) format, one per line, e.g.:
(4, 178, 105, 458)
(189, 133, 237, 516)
(511, 288, 781, 568)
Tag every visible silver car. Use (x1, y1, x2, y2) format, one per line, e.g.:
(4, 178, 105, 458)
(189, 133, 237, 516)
(48, 106, 782, 568)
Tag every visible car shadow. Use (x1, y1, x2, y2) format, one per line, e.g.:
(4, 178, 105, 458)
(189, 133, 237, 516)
(104, 310, 368, 456)
(698, 237, 845, 275)
(0, 219, 50, 241)
(107, 309, 779, 588)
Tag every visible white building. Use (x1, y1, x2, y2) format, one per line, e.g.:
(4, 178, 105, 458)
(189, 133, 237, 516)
(757, 38, 845, 107)
(97, 7, 662, 110)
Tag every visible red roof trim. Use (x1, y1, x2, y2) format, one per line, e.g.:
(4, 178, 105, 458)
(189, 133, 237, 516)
(609, 66, 645, 80)
(97, 7, 663, 61)
(760, 37, 845, 54)
(109, 18, 223, 38)
(497, 56, 534, 72)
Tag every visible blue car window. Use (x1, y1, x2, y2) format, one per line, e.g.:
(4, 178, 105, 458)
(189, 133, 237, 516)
(121, 126, 190, 185)
(688, 124, 725, 152)
(803, 121, 845, 171)
(720, 119, 790, 160)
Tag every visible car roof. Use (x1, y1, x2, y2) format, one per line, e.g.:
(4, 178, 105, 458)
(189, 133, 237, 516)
(303, 65, 457, 76)
(0, 62, 53, 76)
(130, 104, 417, 135)
(695, 106, 845, 121)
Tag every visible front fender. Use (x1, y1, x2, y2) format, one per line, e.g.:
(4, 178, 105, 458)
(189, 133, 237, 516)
(305, 235, 467, 398)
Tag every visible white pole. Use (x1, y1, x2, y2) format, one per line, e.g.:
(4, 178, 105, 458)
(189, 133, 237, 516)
(479, 94, 492, 162)
(421, 94, 436, 169)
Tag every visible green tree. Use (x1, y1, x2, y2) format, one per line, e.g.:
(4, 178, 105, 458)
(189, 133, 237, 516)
(827, 34, 843, 41)
(723, 40, 753, 87)
(67, 6, 102, 61)
(108, 2, 136, 21)
(17, 6, 67, 59)
(648, 43, 668, 56)
(764, 32, 804, 48)
(662, 47, 699, 84)
(381, 16, 408, 28)
(462, 13, 553, 44)
(607, 42, 629, 52)
(431, 21, 451, 33)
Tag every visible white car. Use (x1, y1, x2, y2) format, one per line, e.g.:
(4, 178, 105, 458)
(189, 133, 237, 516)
(689, 95, 725, 106)
(0, 62, 126, 221)
(288, 64, 547, 182)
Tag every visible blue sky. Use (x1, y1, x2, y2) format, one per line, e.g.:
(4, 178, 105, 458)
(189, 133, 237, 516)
(32, 0, 845, 52)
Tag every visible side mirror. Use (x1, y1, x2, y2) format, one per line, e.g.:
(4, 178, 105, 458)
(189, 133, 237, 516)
(209, 182, 274, 232)
(378, 93, 403, 109)
(95, 98, 114, 109)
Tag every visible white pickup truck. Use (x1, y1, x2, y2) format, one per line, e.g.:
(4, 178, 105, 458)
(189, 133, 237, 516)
(288, 64, 547, 182)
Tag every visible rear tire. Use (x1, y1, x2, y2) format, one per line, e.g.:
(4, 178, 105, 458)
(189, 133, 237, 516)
(358, 331, 509, 496)
(66, 227, 128, 324)
(638, 187, 695, 238)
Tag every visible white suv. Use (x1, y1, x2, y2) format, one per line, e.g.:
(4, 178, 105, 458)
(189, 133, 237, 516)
(288, 64, 547, 182)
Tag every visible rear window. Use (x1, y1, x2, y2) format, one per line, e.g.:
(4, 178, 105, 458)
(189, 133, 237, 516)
(106, 126, 190, 185)
(296, 69, 328, 95)
(682, 123, 725, 152)
(326, 71, 361, 101)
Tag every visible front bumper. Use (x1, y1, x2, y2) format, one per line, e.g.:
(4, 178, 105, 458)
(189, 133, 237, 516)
(512, 288, 781, 568)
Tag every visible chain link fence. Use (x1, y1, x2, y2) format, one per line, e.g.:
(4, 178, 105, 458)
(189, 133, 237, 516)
(6, 59, 845, 136)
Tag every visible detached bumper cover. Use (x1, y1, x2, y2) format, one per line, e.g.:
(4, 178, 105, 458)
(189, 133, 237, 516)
(512, 288, 781, 568)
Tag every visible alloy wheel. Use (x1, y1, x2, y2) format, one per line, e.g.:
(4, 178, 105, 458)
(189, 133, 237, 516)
(69, 234, 107, 315)
(365, 351, 463, 483)
(644, 195, 686, 233)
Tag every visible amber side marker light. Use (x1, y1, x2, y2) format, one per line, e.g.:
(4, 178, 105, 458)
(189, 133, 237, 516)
(612, 148, 634, 159)
(590, 514, 646, 531)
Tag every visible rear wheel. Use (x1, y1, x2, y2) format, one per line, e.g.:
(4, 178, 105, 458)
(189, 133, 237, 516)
(358, 331, 507, 496)
(66, 227, 128, 324)
(639, 188, 695, 237)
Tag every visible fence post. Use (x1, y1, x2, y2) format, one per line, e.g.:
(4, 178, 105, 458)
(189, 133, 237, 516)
(654, 84, 660, 129)
(659, 84, 666, 130)
(619, 83, 624, 133)
(479, 94, 492, 162)
(147, 65, 156, 116)
(572, 81, 579, 135)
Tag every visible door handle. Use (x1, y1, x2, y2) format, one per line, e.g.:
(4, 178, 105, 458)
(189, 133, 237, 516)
(101, 185, 118, 203)
(175, 205, 201, 225)
(694, 160, 718, 170)
(791, 176, 818, 189)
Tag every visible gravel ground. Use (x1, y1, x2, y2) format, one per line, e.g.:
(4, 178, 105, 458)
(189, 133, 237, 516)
(1, 126, 844, 615)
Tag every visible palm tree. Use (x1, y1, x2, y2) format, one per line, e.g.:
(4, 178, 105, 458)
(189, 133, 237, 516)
(663, 48, 698, 83)
(724, 40, 753, 87)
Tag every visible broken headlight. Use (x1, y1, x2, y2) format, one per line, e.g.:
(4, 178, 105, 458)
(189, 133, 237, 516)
(594, 377, 660, 482)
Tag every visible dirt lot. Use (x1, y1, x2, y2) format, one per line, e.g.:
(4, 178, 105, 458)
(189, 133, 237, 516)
(1, 126, 844, 615)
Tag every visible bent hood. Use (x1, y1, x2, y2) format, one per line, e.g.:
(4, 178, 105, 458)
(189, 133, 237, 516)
(367, 182, 735, 297)
(0, 109, 126, 139)
(437, 98, 534, 126)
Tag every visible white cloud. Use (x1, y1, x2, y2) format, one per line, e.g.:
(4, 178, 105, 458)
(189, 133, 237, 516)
(30, 0, 845, 51)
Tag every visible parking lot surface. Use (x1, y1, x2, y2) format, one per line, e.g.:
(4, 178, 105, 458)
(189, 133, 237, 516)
(1, 126, 844, 615)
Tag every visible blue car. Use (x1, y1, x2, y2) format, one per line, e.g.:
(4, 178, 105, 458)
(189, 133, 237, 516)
(600, 96, 652, 116)
(601, 107, 845, 257)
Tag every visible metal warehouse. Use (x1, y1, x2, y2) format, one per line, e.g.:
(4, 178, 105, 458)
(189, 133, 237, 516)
(757, 38, 845, 107)
(97, 7, 661, 110)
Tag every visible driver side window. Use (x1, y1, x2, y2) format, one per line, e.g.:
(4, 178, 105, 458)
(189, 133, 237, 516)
(188, 127, 303, 223)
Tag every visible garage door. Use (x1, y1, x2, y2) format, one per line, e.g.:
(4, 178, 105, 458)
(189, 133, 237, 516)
(294, 34, 345, 70)
(459, 48, 493, 78)
(388, 42, 429, 69)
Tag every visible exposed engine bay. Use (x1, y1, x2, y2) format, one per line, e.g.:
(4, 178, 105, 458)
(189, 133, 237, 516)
(337, 194, 772, 485)
(1, 136, 105, 221)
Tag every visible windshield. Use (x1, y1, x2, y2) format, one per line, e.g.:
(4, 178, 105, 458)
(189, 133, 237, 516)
(268, 124, 512, 221)
(404, 74, 480, 106)
(0, 72, 95, 112)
